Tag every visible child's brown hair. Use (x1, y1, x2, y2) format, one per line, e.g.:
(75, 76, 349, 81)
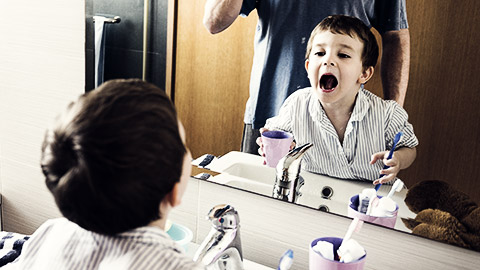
(305, 15, 379, 70)
(41, 79, 186, 235)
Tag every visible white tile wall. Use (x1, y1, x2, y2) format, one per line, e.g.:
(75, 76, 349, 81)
(183, 179, 480, 270)
(170, 178, 200, 241)
(0, 0, 85, 234)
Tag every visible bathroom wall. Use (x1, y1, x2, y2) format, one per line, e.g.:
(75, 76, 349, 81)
(0, 0, 85, 234)
(171, 177, 480, 269)
(0, 1, 478, 268)
(85, 0, 168, 91)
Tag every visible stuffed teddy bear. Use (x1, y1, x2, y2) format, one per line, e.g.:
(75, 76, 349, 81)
(402, 180, 480, 251)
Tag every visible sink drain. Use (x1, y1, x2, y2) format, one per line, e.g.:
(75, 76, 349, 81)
(318, 205, 329, 212)
(321, 186, 333, 199)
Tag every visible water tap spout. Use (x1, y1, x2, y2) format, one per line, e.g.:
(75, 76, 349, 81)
(272, 143, 313, 203)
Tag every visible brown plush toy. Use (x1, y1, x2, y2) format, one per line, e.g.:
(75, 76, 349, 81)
(402, 180, 480, 251)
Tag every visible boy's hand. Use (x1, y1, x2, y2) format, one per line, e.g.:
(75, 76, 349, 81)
(370, 151, 401, 185)
(256, 128, 269, 165)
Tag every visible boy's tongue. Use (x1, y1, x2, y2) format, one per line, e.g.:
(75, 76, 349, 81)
(320, 74, 338, 91)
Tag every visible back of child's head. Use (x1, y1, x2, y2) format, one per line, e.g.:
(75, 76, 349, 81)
(41, 79, 186, 235)
(305, 15, 379, 69)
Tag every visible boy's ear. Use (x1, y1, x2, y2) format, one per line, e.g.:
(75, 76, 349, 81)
(358, 66, 374, 84)
(165, 182, 182, 208)
(305, 59, 310, 72)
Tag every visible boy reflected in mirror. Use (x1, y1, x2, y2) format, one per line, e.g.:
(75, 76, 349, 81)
(257, 15, 418, 185)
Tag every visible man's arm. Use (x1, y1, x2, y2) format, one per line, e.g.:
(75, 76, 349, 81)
(203, 0, 243, 34)
(381, 28, 410, 107)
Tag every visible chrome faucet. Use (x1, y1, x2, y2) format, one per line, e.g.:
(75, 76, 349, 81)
(193, 204, 243, 270)
(272, 143, 313, 203)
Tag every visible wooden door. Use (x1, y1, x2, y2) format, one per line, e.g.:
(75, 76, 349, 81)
(399, 0, 480, 202)
(173, 0, 257, 158)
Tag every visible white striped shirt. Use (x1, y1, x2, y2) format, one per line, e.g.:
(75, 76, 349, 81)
(265, 87, 418, 182)
(4, 218, 204, 270)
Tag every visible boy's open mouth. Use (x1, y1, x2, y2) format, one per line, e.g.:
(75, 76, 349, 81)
(320, 74, 338, 92)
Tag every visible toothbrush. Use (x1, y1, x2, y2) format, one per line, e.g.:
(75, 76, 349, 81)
(367, 180, 403, 215)
(341, 217, 362, 245)
(375, 132, 403, 191)
(386, 179, 404, 198)
(365, 195, 379, 216)
(277, 249, 293, 270)
(338, 218, 363, 262)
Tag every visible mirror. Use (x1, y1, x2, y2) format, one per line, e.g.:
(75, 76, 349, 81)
(85, 0, 480, 252)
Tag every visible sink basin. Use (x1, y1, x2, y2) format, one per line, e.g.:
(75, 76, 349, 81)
(186, 242, 274, 270)
(210, 173, 274, 197)
(208, 153, 275, 197)
(222, 163, 276, 185)
(203, 151, 416, 232)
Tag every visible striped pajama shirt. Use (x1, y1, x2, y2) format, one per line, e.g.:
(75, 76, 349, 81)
(265, 87, 418, 182)
(3, 218, 204, 270)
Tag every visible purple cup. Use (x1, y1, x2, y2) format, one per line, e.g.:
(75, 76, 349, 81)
(309, 237, 366, 270)
(347, 195, 398, 229)
(261, 130, 293, 168)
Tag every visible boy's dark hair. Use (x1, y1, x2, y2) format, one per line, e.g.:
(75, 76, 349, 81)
(305, 15, 379, 69)
(41, 79, 186, 235)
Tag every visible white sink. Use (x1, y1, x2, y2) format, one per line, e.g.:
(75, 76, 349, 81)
(203, 151, 415, 232)
(207, 153, 275, 197)
(186, 242, 274, 270)
(222, 163, 276, 185)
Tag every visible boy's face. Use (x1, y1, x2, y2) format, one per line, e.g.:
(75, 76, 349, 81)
(305, 30, 372, 107)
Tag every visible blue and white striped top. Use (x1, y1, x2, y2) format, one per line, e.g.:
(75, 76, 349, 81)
(265, 87, 418, 182)
(3, 218, 204, 270)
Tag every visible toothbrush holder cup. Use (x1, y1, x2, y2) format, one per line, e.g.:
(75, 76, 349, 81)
(347, 195, 398, 229)
(309, 237, 366, 270)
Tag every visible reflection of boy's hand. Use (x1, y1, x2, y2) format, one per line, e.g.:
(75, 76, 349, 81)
(370, 151, 401, 185)
(257, 128, 269, 165)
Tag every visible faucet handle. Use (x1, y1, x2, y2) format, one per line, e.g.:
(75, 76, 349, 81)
(207, 204, 240, 229)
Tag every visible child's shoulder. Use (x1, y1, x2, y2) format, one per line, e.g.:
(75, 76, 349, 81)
(290, 87, 313, 98)
(361, 88, 409, 119)
(280, 88, 316, 111)
(361, 88, 401, 109)
(361, 88, 385, 102)
(285, 87, 314, 103)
